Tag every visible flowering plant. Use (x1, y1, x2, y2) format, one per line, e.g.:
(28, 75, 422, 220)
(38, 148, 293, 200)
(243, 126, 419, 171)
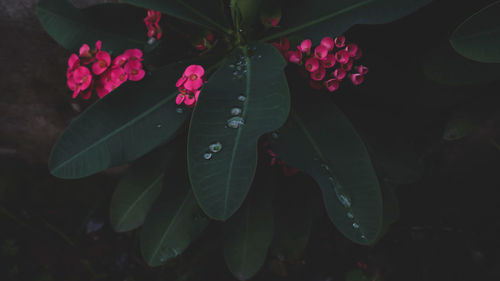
(37, 0, 431, 278)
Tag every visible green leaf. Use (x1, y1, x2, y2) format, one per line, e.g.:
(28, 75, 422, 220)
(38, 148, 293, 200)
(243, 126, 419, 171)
(423, 45, 500, 86)
(224, 172, 274, 281)
(140, 157, 209, 267)
(261, 0, 431, 42)
(450, 1, 500, 63)
(231, 0, 264, 27)
(36, 1, 147, 53)
(49, 62, 192, 179)
(123, 0, 231, 35)
(187, 43, 290, 220)
(271, 95, 382, 245)
(110, 143, 179, 232)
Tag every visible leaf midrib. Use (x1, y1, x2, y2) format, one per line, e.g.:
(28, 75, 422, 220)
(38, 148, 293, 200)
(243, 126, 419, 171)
(149, 190, 192, 264)
(115, 174, 164, 230)
(260, 0, 374, 42)
(51, 92, 177, 173)
(223, 49, 251, 217)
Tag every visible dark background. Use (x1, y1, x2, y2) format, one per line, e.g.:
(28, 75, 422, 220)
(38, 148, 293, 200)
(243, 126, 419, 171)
(1, 0, 499, 280)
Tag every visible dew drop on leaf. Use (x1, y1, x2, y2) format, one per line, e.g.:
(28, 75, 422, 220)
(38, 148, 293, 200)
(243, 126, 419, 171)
(352, 223, 360, 229)
(230, 107, 242, 116)
(227, 117, 245, 129)
(208, 142, 222, 153)
(147, 37, 156, 45)
(176, 108, 184, 114)
(203, 152, 212, 160)
(237, 95, 246, 102)
(347, 212, 354, 219)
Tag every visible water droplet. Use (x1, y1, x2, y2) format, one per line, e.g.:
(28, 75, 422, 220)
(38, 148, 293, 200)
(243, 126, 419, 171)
(347, 212, 354, 219)
(237, 95, 246, 102)
(176, 107, 184, 114)
(336, 192, 352, 208)
(227, 117, 245, 129)
(203, 152, 212, 160)
(147, 37, 156, 45)
(236, 66, 242, 71)
(171, 248, 180, 256)
(156, 124, 162, 128)
(233, 71, 240, 76)
(209, 142, 222, 153)
(352, 223, 360, 229)
(321, 164, 331, 173)
(229, 64, 235, 68)
(361, 235, 366, 239)
(257, 54, 262, 59)
(239, 29, 243, 33)
(230, 107, 242, 116)
(271, 132, 279, 139)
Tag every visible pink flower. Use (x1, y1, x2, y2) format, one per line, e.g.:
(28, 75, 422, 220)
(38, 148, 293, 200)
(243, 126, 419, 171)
(334, 35, 346, 48)
(356, 65, 369, 75)
(124, 60, 145, 81)
(320, 37, 335, 51)
(110, 67, 128, 86)
(113, 54, 129, 67)
(288, 50, 303, 64)
(123, 49, 143, 62)
(297, 39, 312, 53)
(353, 48, 363, 60)
(325, 78, 340, 92)
(305, 57, 319, 72)
(79, 41, 102, 64)
(350, 73, 364, 85)
(176, 76, 187, 88)
(92, 51, 111, 75)
(335, 50, 350, 64)
(311, 67, 326, 81)
(314, 45, 329, 60)
(182, 65, 205, 91)
(333, 68, 346, 80)
(322, 53, 336, 68)
(69, 66, 92, 98)
(144, 10, 162, 40)
(341, 59, 353, 71)
(346, 43, 358, 57)
(272, 37, 290, 58)
(176, 90, 200, 107)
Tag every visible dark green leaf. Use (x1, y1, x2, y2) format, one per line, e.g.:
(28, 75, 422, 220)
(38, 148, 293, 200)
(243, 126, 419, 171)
(261, 0, 431, 42)
(231, 0, 264, 27)
(123, 0, 231, 35)
(271, 95, 382, 245)
(423, 45, 500, 86)
(450, 1, 500, 63)
(110, 144, 179, 232)
(224, 172, 274, 280)
(140, 158, 209, 267)
(187, 43, 290, 220)
(49, 62, 192, 179)
(36, 1, 147, 53)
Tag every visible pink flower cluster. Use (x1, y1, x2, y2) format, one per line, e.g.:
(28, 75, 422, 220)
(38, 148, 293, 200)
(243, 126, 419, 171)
(66, 41, 145, 99)
(273, 36, 368, 92)
(175, 65, 205, 106)
(144, 10, 162, 40)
